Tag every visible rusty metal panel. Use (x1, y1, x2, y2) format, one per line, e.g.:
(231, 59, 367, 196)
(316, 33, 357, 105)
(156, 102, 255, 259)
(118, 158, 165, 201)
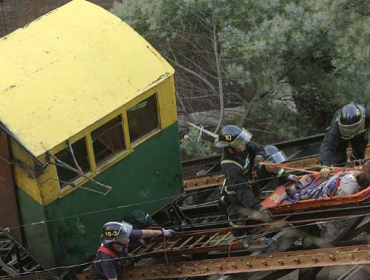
(0, 128, 22, 243)
(123, 245, 370, 279)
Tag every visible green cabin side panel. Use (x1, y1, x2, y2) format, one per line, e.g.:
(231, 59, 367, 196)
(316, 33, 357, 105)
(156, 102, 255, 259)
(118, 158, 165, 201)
(18, 123, 183, 268)
(16, 188, 56, 268)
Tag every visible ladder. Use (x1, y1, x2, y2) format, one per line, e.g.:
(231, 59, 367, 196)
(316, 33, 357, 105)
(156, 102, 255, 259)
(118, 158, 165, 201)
(130, 228, 274, 261)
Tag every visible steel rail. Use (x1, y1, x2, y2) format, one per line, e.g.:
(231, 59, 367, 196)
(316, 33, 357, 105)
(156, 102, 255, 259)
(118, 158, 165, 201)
(123, 244, 370, 279)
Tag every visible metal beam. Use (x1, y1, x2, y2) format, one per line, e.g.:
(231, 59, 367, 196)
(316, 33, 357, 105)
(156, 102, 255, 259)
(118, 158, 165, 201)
(123, 245, 370, 279)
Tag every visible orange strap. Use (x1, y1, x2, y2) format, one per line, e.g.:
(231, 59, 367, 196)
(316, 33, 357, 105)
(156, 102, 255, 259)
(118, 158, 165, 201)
(98, 246, 122, 269)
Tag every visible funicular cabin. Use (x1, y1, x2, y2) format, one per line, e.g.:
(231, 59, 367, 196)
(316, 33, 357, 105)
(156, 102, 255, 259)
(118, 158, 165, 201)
(0, 0, 183, 269)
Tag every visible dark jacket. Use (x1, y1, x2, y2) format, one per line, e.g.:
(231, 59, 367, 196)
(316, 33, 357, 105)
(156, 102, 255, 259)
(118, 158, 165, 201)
(319, 107, 370, 166)
(256, 165, 291, 190)
(221, 141, 266, 211)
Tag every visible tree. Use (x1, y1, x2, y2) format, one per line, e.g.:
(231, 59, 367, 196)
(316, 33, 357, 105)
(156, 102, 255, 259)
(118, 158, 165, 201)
(180, 128, 216, 159)
(111, 0, 370, 146)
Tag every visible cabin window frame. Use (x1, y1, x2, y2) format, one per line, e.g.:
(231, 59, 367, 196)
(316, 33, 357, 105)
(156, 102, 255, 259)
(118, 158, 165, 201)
(54, 92, 162, 194)
(53, 137, 91, 190)
(127, 93, 160, 145)
(91, 115, 126, 168)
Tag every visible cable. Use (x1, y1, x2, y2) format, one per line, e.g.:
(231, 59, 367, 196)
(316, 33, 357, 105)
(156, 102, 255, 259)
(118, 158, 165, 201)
(0, 141, 366, 233)
(0, 159, 361, 234)
(0, 212, 367, 280)
(4, 193, 187, 231)
(1, 160, 361, 232)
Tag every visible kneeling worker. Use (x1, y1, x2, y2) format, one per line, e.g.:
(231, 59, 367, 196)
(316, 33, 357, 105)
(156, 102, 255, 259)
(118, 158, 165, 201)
(91, 221, 174, 280)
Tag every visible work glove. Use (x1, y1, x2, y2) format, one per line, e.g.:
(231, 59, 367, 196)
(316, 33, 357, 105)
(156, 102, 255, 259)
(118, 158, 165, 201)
(161, 228, 175, 237)
(320, 166, 331, 179)
(265, 220, 291, 234)
(287, 174, 297, 181)
(256, 207, 274, 223)
(254, 155, 264, 166)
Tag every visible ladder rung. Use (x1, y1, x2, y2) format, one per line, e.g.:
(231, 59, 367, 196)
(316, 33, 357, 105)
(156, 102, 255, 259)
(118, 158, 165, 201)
(136, 241, 159, 254)
(177, 236, 194, 249)
(201, 233, 219, 248)
(214, 232, 232, 246)
(167, 238, 183, 249)
(189, 235, 206, 249)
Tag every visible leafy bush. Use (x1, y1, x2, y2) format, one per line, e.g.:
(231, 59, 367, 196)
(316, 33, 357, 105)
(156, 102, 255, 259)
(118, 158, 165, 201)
(180, 128, 216, 159)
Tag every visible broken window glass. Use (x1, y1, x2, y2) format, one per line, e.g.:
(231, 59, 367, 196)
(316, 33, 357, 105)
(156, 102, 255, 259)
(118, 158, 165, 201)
(55, 138, 90, 189)
(127, 94, 158, 142)
(92, 116, 125, 165)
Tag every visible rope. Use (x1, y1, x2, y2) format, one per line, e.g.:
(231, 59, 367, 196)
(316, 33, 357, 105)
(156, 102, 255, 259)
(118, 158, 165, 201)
(162, 235, 169, 265)
(227, 240, 239, 258)
(329, 172, 343, 198)
(258, 161, 320, 174)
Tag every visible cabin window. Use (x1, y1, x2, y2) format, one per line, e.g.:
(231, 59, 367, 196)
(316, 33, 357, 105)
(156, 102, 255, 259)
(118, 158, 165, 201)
(92, 116, 125, 165)
(55, 138, 90, 189)
(127, 94, 158, 142)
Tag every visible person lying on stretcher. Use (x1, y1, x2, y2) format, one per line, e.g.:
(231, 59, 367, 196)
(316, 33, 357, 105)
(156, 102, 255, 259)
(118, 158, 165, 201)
(284, 163, 370, 202)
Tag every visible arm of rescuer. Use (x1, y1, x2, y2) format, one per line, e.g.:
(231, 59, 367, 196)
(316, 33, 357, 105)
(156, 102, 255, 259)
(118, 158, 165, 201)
(245, 141, 266, 167)
(319, 114, 342, 178)
(140, 228, 175, 238)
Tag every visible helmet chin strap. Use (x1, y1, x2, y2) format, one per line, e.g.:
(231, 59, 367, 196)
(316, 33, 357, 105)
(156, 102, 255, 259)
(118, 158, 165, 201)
(228, 146, 243, 154)
(112, 242, 125, 251)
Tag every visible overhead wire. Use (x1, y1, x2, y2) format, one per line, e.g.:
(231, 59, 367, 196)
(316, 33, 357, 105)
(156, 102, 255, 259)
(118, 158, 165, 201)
(0, 149, 365, 238)
(3, 193, 183, 231)
(0, 157, 364, 232)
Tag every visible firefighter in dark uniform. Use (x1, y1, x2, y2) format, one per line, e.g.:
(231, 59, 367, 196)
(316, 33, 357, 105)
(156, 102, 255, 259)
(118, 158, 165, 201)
(256, 145, 296, 191)
(319, 103, 370, 178)
(91, 221, 174, 280)
(214, 125, 273, 232)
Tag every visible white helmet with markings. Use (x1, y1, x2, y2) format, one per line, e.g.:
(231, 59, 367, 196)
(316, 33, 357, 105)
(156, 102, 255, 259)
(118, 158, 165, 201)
(101, 221, 133, 244)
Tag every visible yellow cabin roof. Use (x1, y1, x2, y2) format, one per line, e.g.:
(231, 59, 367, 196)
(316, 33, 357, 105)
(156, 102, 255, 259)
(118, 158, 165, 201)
(0, 0, 174, 157)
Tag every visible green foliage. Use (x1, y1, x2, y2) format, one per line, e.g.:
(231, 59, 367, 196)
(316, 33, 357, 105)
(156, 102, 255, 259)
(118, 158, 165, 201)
(180, 128, 216, 159)
(112, 0, 370, 144)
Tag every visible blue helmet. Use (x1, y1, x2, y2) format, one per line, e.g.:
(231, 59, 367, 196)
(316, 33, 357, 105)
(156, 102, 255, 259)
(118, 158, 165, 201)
(214, 125, 252, 148)
(338, 103, 366, 139)
(264, 145, 287, 163)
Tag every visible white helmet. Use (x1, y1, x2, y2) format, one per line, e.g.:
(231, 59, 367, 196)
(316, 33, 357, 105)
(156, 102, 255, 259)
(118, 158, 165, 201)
(101, 221, 133, 244)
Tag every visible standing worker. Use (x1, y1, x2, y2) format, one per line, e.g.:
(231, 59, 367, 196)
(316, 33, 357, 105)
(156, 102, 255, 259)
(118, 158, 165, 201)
(319, 102, 370, 178)
(214, 125, 273, 230)
(91, 221, 174, 280)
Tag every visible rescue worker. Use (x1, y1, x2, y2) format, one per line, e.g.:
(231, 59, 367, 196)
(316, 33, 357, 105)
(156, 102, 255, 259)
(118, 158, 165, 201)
(91, 221, 174, 280)
(319, 102, 370, 178)
(214, 125, 273, 231)
(256, 145, 296, 190)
